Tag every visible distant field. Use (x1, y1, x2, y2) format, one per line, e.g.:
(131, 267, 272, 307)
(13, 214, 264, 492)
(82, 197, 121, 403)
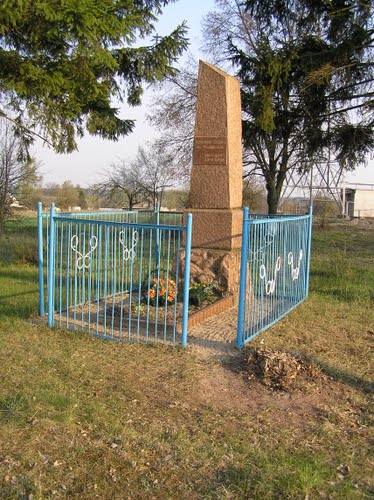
(0, 217, 373, 498)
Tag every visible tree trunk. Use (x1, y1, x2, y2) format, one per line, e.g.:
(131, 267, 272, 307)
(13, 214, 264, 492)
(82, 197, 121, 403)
(266, 181, 280, 214)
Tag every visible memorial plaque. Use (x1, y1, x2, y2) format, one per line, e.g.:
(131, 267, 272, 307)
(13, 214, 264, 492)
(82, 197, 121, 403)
(193, 137, 227, 165)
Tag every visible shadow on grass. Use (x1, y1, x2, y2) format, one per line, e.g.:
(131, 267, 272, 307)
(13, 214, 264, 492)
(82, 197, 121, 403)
(303, 354, 374, 395)
(309, 269, 335, 279)
(0, 289, 38, 300)
(0, 304, 38, 320)
(312, 288, 365, 303)
(0, 267, 38, 282)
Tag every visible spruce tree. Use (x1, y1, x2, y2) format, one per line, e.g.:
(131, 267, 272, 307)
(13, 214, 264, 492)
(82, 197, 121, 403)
(237, 0, 373, 212)
(0, 0, 188, 153)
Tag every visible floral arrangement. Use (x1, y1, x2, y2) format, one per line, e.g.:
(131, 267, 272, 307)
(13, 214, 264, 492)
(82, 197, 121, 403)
(148, 277, 176, 306)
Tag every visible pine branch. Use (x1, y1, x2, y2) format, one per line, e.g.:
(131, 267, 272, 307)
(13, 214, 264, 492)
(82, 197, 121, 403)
(0, 111, 53, 148)
(322, 100, 374, 117)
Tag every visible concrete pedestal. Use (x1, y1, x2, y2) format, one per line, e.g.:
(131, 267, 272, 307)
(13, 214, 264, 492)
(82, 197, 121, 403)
(185, 208, 242, 250)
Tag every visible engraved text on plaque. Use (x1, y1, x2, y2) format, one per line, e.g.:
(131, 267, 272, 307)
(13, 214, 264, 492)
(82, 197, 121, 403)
(193, 137, 227, 165)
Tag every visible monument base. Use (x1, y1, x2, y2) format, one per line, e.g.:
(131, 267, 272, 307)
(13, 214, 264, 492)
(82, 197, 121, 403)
(177, 247, 242, 299)
(184, 208, 243, 250)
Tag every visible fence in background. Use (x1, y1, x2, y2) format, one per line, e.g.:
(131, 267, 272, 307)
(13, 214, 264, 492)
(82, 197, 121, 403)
(38, 203, 191, 347)
(237, 208, 312, 348)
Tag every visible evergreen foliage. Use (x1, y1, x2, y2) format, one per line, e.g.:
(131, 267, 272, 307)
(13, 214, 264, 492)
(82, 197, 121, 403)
(0, 0, 188, 153)
(231, 0, 373, 212)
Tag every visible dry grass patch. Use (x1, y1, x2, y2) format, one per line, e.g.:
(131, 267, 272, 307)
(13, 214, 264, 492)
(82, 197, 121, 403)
(0, 317, 373, 498)
(0, 220, 373, 498)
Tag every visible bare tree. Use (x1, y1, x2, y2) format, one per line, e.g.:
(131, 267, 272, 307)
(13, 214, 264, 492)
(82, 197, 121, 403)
(148, 60, 198, 184)
(95, 159, 144, 210)
(95, 141, 180, 210)
(134, 143, 179, 209)
(0, 119, 39, 232)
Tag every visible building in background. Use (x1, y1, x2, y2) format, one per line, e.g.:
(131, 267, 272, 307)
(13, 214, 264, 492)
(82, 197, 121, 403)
(344, 186, 374, 218)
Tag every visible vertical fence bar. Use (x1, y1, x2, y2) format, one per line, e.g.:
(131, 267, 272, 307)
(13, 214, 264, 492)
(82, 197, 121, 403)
(236, 207, 249, 349)
(47, 203, 56, 327)
(181, 213, 192, 348)
(37, 202, 45, 316)
(305, 207, 313, 295)
(173, 230, 181, 345)
(155, 202, 160, 272)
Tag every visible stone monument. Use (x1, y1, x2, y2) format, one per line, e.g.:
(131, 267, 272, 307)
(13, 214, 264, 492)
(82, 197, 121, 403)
(184, 61, 243, 295)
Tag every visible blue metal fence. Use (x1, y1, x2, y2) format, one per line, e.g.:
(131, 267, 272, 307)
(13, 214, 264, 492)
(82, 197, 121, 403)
(37, 203, 183, 318)
(38, 202, 312, 350)
(237, 208, 312, 348)
(39, 203, 191, 347)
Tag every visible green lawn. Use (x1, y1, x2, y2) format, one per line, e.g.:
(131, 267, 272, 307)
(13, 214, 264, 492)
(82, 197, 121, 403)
(0, 218, 373, 498)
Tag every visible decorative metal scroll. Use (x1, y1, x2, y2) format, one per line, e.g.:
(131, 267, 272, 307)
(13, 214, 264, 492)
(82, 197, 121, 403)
(260, 256, 282, 295)
(119, 230, 139, 261)
(288, 250, 303, 281)
(71, 235, 97, 270)
(250, 228, 276, 262)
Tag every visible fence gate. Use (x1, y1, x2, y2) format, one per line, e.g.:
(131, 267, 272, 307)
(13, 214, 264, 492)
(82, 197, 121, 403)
(236, 208, 312, 348)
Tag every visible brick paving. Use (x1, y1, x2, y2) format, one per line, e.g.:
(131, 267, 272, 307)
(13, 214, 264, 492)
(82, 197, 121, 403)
(187, 307, 240, 359)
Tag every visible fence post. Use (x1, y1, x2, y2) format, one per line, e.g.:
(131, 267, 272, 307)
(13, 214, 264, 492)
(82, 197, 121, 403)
(37, 202, 45, 316)
(236, 207, 249, 349)
(305, 206, 313, 296)
(47, 203, 56, 327)
(181, 213, 192, 348)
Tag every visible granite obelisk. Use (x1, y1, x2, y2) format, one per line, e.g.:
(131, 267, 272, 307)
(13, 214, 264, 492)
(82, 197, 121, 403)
(184, 61, 243, 294)
(189, 61, 243, 250)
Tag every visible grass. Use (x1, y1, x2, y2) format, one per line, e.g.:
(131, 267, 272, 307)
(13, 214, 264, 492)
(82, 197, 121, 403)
(0, 216, 373, 498)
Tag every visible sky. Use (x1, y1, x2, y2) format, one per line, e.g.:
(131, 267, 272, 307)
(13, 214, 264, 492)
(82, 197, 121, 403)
(32, 0, 373, 189)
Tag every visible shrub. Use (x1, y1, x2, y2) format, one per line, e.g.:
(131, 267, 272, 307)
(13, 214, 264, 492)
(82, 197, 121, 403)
(189, 282, 218, 306)
(13, 238, 38, 265)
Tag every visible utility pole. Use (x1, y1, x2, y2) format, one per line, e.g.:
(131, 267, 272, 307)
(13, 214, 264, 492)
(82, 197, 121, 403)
(341, 166, 346, 217)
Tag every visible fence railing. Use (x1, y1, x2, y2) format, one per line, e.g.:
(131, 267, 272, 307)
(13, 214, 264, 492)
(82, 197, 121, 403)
(237, 208, 312, 348)
(38, 203, 313, 350)
(37, 203, 183, 317)
(38, 203, 191, 347)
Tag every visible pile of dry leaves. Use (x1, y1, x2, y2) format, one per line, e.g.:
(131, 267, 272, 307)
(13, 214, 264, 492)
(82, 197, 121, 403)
(247, 347, 322, 390)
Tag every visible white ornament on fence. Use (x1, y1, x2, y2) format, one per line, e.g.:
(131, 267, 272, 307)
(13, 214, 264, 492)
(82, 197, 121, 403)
(260, 257, 282, 295)
(71, 235, 97, 270)
(288, 250, 303, 281)
(250, 229, 276, 262)
(119, 230, 139, 261)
